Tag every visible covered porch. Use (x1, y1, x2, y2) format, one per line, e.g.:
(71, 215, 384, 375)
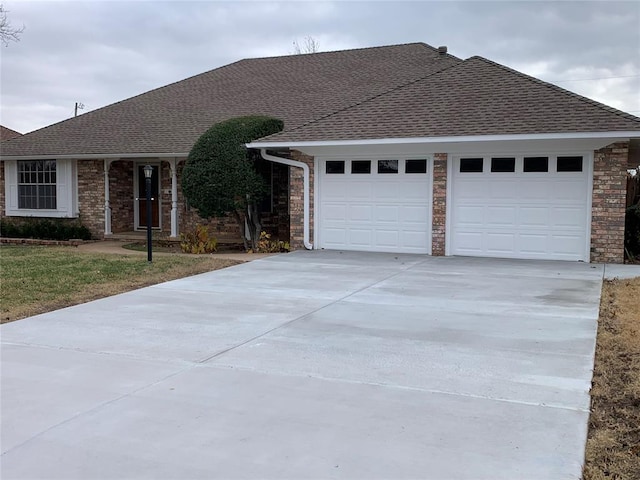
(102, 157, 183, 239)
(99, 156, 291, 244)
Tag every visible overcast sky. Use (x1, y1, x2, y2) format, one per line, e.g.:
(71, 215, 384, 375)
(1, 0, 639, 134)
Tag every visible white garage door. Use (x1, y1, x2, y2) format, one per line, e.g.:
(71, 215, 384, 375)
(451, 155, 590, 261)
(318, 158, 431, 254)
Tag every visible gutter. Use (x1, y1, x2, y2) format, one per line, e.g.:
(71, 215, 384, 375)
(0, 153, 189, 161)
(246, 131, 640, 149)
(258, 149, 313, 250)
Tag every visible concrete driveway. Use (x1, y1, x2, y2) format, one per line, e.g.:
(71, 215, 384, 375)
(1, 252, 604, 479)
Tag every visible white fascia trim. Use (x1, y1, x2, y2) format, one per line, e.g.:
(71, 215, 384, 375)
(247, 131, 640, 149)
(0, 153, 188, 161)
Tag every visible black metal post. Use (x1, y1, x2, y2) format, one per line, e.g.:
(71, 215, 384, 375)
(145, 168, 153, 263)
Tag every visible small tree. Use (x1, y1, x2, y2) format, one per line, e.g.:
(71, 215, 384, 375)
(181, 116, 284, 251)
(292, 36, 319, 54)
(1, 4, 24, 46)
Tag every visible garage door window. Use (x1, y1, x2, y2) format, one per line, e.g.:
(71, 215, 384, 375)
(406, 159, 427, 174)
(460, 158, 483, 173)
(557, 156, 583, 172)
(523, 157, 549, 173)
(326, 161, 345, 174)
(351, 160, 371, 174)
(491, 158, 515, 173)
(378, 160, 398, 174)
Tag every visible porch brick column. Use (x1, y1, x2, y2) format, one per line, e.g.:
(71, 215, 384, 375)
(432, 153, 448, 256)
(169, 158, 179, 238)
(590, 142, 629, 263)
(104, 159, 113, 236)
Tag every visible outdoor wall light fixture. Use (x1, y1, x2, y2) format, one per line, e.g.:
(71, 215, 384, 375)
(143, 164, 153, 263)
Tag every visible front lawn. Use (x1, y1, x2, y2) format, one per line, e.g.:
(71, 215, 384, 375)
(0, 245, 239, 324)
(584, 277, 640, 479)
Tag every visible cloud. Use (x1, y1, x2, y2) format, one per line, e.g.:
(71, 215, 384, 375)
(1, 0, 638, 133)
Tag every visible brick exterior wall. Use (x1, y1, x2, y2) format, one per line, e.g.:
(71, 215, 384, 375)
(77, 160, 105, 238)
(590, 142, 629, 263)
(109, 161, 134, 233)
(432, 153, 448, 256)
(289, 150, 314, 250)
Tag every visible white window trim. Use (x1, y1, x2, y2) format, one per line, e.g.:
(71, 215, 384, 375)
(4, 159, 78, 218)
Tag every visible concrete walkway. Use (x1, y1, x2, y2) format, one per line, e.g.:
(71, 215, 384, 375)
(1, 252, 607, 479)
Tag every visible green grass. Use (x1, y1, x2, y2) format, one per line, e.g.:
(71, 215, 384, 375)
(0, 245, 239, 323)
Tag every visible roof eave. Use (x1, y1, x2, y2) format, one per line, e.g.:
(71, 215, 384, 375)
(0, 152, 189, 161)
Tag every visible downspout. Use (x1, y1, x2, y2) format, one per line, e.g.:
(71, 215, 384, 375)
(259, 149, 313, 250)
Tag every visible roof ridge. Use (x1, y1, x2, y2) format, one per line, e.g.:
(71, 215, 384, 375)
(242, 42, 448, 62)
(470, 55, 640, 124)
(261, 57, 465, 140)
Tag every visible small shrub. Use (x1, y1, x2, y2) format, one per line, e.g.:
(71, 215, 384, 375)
(625, 203, 640, 260)
(180, 224, 218, 254)
(249, 231, 290, 253)
(0, 218, 91, 241)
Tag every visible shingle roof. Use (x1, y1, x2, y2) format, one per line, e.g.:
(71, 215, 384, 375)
(0, 43, 460, 157)
(0, 125, 22, 142)
(259, 56, 640, 143)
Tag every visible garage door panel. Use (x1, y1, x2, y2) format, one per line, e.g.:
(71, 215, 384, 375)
(349, 229, 373, 247)
(456, 181, 486, 199)
(401, 230, 429, 249)
(322, 228, 347, 246)
(323, 204, 347, 222)
(349, 204, 373, 222)
(375, 229, 400, 248)
(349, 182, 373, 200)
(451, 156, 589, 261)
(486, 233, 516, 254)
(518, 181, 550, 201)
(375, 205, 399, 223)
(552, 235, 584, 254)
(375, 182, 401, 199)
(454, 231, 484, 253)
(322, 182, 349, 200)
(489, 181, 519, 199)
(518, 234, 549, 255)
(519, 207, 549, 227)
(486, 206, 517, 226)
(402, 182, 429, 200)
(401, 205, 430, 224)
(455, 205, 485, 226)
(554, 181, 587, 201)
(551, 207, 585, 229)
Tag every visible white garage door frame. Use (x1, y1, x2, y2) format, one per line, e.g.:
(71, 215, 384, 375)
(314, 154, 434, 254)
(445, 151, 594, 262)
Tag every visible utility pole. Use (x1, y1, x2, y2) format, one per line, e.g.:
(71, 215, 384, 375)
(74, 102, 85, 117)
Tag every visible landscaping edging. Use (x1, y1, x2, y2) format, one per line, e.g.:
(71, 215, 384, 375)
(0, 238, 98, 247)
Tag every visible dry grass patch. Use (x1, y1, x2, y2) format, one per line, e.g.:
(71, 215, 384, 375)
(0, 245, 240, 324)
(584, 277, 640, 479)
